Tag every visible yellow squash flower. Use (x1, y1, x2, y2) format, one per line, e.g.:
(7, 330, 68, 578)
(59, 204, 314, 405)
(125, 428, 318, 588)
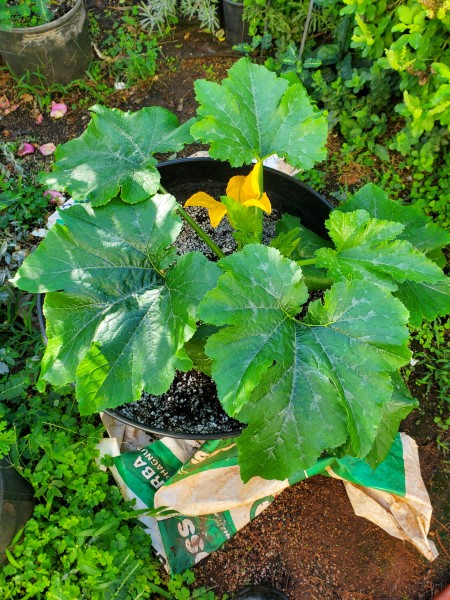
(184, 161, 272, 228)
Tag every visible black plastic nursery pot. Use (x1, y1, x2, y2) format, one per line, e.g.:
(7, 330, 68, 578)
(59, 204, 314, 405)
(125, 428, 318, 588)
(0, 459, 34, 564)
(223, 0, 251, 46)
(37, 158, 333, 441)
(0, 0, 91, 85)
(233, 585, 289, 600)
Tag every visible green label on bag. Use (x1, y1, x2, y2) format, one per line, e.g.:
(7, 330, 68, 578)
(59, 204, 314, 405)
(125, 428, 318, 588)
(114, 440, 183, 507)
(158, 511, 237, 573)
(331, 434, 407, 496)
(167, 438, 240, 485)
(288, 435, 407, 496)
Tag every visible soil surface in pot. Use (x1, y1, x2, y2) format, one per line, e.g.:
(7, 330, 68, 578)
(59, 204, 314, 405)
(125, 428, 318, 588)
(1, 12, 449, 599)
(117, 370, 243, 435)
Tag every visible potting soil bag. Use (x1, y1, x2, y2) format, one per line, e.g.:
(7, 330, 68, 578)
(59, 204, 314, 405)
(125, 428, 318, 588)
(99, 421, 438, 573)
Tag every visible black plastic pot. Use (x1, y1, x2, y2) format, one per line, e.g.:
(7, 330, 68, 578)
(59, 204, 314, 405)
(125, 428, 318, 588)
(233, 585, 289, 600)
(0, 0, 91, 85)
(0, 459, 34, 565)
(223, 0, 251, 46)
(37, 158, 332, 440)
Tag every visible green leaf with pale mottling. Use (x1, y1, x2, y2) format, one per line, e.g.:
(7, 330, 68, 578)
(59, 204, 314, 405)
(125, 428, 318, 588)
(191, 58, 327, 168)
(340, 183, 450, 261)
(198, 244, 411, 481)
(394, 278, 450, 327)
(339, 184, 450, 324)
(316, 210, 444, 292)
(13, 197, 220, 414)
(363, 372, 418, 467)
(42, 105, 194, 207)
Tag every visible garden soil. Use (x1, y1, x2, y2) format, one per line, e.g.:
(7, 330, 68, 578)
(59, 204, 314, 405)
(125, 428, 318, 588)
(1, 17, 449, 600)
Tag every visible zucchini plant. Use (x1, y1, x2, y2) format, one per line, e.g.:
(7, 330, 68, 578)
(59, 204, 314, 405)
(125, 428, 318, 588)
(13, 58, 450, 482)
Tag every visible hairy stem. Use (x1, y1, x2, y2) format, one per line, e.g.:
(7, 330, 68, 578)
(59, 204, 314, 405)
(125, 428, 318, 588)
(303, 274, 333, 291)
(297, 258, 317, 266)
(176, 205, 226, 259)
(159, 184, 225, 259)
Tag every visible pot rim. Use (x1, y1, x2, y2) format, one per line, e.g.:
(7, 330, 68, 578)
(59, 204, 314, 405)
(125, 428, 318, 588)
(157, 156, 334, 211)
(0, 0, 85, 34)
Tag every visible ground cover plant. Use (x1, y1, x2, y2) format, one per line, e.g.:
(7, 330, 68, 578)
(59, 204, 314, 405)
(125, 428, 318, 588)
(0, 319, 216, 598)
(12, 58, 450, 484)
(244, 0, 450, 168)
(0, 0, 58, 29)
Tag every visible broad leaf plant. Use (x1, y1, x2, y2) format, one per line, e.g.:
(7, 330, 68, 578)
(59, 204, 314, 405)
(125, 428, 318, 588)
(14, 59, 450, 482)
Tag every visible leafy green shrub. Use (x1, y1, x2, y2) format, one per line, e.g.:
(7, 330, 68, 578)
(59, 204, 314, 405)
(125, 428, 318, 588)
(0, 172, 50, 232)
(243, 0, 340, 51)
(343, 0, 450, 154)
(255, 0, 450, 162)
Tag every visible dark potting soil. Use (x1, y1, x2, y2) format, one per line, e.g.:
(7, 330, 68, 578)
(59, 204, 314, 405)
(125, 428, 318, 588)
(116, 370, 243, 435)
(168, 177, 279, 260)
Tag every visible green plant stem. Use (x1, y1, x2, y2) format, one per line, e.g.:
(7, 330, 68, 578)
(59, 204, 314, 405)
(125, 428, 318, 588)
(297, 257, 317, 266)
(298, 0, 315, 59)
(303, 275, 333, 291)
(159, 184, 226, 259)
(176, 205, 226, 259)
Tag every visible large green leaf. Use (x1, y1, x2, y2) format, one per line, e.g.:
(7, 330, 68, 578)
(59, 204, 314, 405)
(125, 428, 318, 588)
(13, 197, 220, 414)
(340, 183, 450, 260)
(363, 372, 418, 467)
(274, 213, 332, 259)
(191, 58, 328, 169)
(394, 278, 450, 327)
(42, 105, 194, 207)
(316, 209, 444, 292)
(198, 244, 411, 481)
(339, 185, 450, 324)
(273, 213, 333, 290)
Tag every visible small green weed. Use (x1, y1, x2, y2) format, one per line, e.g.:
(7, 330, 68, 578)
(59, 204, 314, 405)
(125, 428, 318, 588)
(0, 0, 53, 29)
(409, 318, 450, 452)
(95, 8, 159, 86)
(0, 324, 218, 598)
(14, 72, 71, 111)
(0, 172, 50, 231)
